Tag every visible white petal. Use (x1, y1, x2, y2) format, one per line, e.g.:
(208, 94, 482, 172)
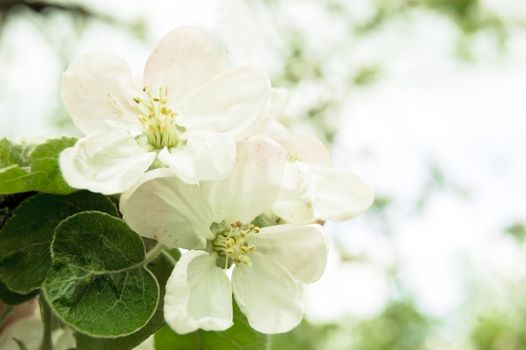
(164, 250, 232, 334)
(61, 52, 141, 135)
(249, 224, 327, 283)
(276, 134, 332, 167)
(272, 162, 315, 224)
(245, 108, 290, 141)
(262, 88, 289, 120)
(181, 65, 271, 136)
(207, 136, 286, 224)
(157, 131, 235, 184)
(309, 165, 374, 221)
(143, 26, 229, 107)
(232, 252, 303, 334)
(59, 130, 155, 195)
(120, 169, 215, 249)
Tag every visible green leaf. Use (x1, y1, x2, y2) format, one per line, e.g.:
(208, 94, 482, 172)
(0, 280, 38, 305)
(0, 137, 77, 195)
(0, 191, 118, 294)
(0, 193, 35, 234)
(154, 302, 268, 350)
(44, 212, 159, 338)
(0, 139, 31, 167)
(75, 252, 174, 349)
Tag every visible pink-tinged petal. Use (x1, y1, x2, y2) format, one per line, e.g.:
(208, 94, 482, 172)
(181, 65, 271, 137)
(61, 52, 141, 135)
(120, 169, 215, 249)
(143, 26, 229, 107)
(59, 130, 155, 195)
(157, 131, 235, 184)
(164, 251, 232, 334)
(232, 252, 304, 334)
(206, 136, 286, 224)
(249, 224, 327, 283)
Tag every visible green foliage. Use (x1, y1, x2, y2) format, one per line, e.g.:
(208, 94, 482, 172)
(352, 65, 381, 86)
(351, 301, 431, 350)
(0, 280, 38, 305)
(271, 321, 340, 350)
(155, 302, 268, 350)
(273, 301, 432, 350)
(0, 192, 35, 230)
(471, 314, 526, 350)
(505, 223, 526, 243)
(0, 137, 77, 195)
(0, 191, 117, 294)
(75, 253, 174, 349)
(44, 212, 159, 338)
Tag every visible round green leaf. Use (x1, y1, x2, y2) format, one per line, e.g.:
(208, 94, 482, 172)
(44, 212, 159, 338)
(75, 253, 174, 349)
(0, 280, 38, 305)
(0, 191, 118, 293)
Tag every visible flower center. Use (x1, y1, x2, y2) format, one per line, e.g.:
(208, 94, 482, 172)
(209, 220, 260, 269)
(133, 86, 186, 149)
(287, 152, 300, 162)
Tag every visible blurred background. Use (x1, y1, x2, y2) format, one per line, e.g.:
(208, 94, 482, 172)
(1, 0, 526, 349)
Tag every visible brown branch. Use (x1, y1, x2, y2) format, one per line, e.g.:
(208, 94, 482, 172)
(0, 0, 120, 24)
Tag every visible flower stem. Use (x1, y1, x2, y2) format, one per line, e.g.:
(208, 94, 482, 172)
(39, 295, 53, 350)
(145, 243, 164, 264)
(162, 250, 178, 266)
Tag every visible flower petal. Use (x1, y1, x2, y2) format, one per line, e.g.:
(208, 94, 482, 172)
(157, 131, 235, 184)
(164, 250, 232, 334)
(143, 26, 229, 107)
(272, 162, 315, 223)
(309, 164, 374, 221)
(232, 252, 303, 334)
(120, 169, 215, 249)
(59, 130, 155, 195)
(61, 52, 141, 135)
(249, 224, 327, 283)
(276, 134, 332, 167)
(206, 136, 286, 224)
(262, 88, 289, 120)
(181, 65, 271, 136)
(273, 163, 374, 223)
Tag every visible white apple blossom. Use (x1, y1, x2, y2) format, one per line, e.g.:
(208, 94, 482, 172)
(120, 137, 328, 334)
(250, 92, 374, 223)
(271, 130, 374, 223)
(59, 26, 271, 194)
